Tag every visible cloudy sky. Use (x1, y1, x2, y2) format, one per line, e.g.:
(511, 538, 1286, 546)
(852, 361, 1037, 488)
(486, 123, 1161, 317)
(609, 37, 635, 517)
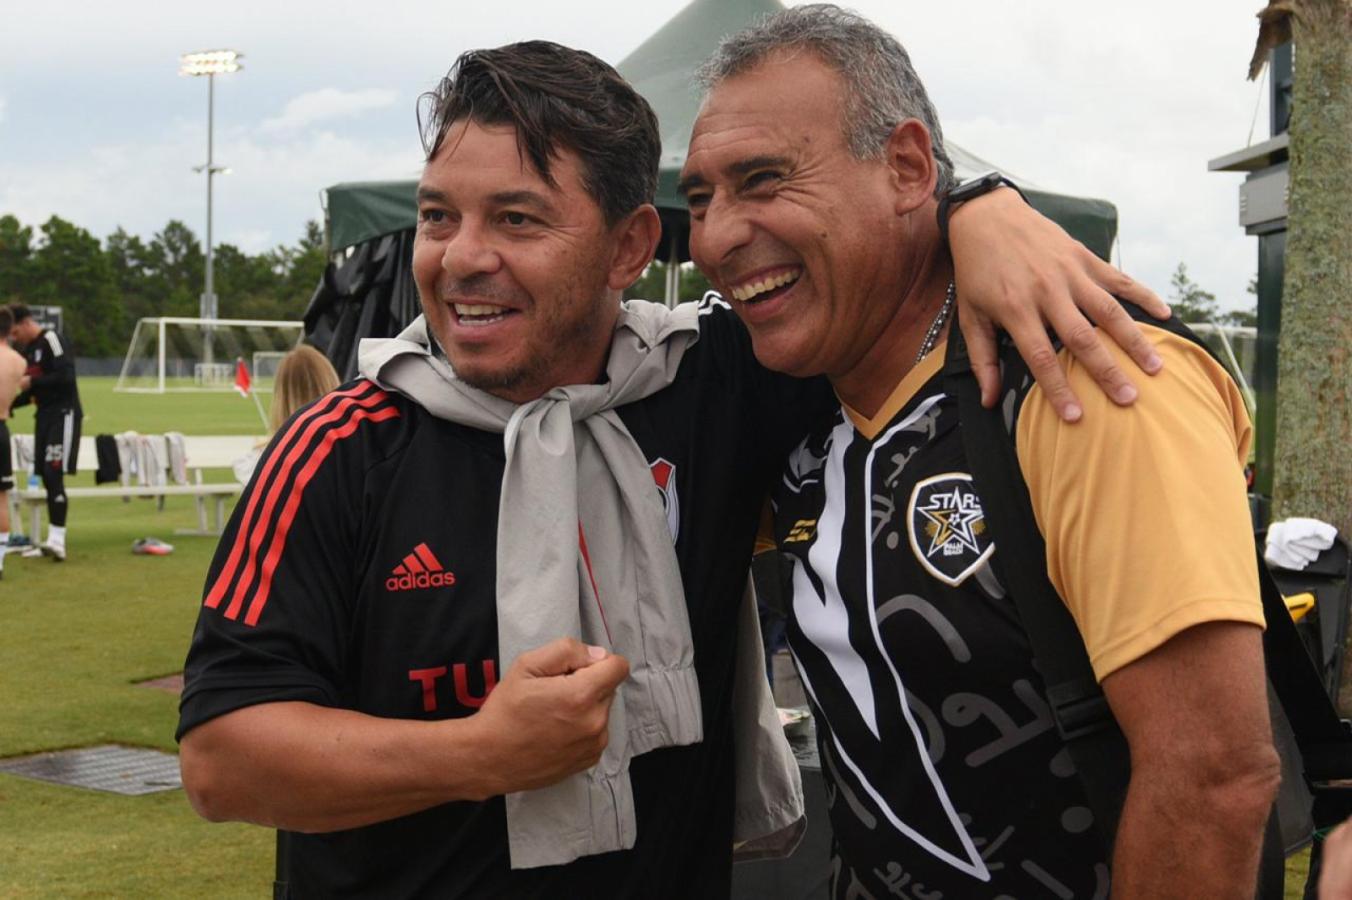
(1, 0, 1270, 314)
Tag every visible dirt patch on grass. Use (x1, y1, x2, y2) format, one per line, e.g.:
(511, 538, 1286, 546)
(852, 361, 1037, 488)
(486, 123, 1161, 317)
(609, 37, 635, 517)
(134, 673, 183, 695)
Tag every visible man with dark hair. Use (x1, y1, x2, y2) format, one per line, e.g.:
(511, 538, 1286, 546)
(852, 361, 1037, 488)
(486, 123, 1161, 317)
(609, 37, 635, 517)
(10, 303, 81, 562)
(0, 306, 27, 577)
(177, 40, 1167, 897)
(683, 5, 1278, 897)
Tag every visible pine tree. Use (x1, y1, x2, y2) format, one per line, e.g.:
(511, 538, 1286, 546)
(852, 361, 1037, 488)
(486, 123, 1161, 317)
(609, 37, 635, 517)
(1167, 262, 1222, 324)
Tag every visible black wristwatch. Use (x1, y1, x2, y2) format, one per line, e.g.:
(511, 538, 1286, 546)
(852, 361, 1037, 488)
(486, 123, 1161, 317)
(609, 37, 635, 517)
(936, 172, 1029, 245)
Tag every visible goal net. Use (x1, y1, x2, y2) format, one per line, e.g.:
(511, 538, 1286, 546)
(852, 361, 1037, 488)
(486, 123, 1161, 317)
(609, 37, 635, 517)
(115, 317, 306, 393)
(251, 350, 291, 383)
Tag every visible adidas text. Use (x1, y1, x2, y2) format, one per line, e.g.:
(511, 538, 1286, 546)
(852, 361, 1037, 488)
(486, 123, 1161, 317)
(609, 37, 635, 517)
(387, 570, 457, 592)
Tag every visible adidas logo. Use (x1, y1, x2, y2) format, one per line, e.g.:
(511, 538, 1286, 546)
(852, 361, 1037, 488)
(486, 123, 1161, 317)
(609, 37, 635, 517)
(386, 542, 456, 592)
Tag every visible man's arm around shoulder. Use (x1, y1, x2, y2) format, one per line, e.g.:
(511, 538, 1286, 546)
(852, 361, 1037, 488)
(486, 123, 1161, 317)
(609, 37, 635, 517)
(180, 639, 629, 833)
(1103, 621, 1280, 898)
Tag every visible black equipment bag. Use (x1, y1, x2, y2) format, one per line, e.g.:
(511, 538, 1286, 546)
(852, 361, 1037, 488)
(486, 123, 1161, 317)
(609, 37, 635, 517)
(1270, 536, 1352, 704)
(941, 307, 1352, 897)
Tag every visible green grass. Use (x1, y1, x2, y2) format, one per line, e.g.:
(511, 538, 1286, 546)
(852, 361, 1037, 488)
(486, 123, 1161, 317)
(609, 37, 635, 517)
(3, 781, 268, 899)
(1288, 847, 1311, 898)
(1, 383, 271, 896)
(8, 375, 270, 437)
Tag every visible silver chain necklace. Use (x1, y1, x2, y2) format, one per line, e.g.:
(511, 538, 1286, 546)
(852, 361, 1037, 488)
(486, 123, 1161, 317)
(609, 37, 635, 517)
(915, 280, 957, 366)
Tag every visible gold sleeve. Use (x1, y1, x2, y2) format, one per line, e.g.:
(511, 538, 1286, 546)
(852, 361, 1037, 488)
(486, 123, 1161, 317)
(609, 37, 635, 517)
(1015, 324, 1263, 681)
(753, 498, 778, 556)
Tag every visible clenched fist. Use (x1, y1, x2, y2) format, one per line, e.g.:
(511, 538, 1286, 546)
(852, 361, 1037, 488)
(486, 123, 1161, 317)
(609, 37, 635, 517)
(463, 637, 630, 799)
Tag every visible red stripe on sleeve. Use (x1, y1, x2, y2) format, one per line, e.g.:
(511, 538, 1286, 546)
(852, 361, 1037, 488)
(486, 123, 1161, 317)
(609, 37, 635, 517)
(221, 390, 394, 622)
(204, 383, 377, 611)
(243, 405, 400, 625)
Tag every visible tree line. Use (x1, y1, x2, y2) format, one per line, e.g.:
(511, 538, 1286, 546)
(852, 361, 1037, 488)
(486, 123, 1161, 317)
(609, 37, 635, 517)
(0, 207, 1261, 361)
(0, 214, 326, 358)
(1168, 262, 1257, 328)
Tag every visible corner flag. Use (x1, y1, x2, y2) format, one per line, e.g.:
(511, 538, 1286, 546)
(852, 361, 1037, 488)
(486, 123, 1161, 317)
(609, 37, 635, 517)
(234, 358, 252, 397)
(235, 358, 269, 430)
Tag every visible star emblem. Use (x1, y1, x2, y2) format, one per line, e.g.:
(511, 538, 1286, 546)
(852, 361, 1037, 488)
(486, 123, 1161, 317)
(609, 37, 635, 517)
(917, 486, 985, 557)
(906, 474, 995, 587)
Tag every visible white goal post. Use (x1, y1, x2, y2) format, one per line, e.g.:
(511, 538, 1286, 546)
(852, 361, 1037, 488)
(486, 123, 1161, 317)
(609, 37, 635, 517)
(251, 350, 291, 382)
(115, 317, 306, 394)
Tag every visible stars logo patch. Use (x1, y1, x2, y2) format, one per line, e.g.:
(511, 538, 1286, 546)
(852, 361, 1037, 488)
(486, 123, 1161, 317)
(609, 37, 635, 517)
(906, 473, 994, 587)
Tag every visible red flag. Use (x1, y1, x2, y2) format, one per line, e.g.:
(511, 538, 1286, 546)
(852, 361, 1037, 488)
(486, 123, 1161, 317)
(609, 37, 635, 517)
(234, 359, 252, 397)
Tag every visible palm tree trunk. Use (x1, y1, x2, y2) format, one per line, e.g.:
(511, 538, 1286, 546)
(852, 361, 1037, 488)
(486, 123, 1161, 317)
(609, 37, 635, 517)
(1270, 0, 1352, 709)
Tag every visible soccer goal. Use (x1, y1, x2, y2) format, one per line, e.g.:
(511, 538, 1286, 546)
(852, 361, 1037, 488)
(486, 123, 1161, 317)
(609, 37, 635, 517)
(115, 317, 306, 393)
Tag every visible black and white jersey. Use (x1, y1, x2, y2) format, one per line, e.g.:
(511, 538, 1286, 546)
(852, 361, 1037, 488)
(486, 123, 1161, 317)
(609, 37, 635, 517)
(774, 319, 1262, 900)
(178, 298, 836, 899)
(17, 329, 81, 413)
(773, 353, 1107, 900)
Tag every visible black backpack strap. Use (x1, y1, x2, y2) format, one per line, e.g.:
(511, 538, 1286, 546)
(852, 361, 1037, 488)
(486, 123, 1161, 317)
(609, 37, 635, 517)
(1257, 547, 1351, 772)
(941, 320, 1130, 851)
(1256, 546, 1352, 829)
(274, 830, 291, 899)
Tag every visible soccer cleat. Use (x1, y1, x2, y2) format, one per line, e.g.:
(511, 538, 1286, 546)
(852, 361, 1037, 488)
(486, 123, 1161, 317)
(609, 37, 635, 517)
(38, 542, 66, 562)
(132, 538, 175, 556)
(20, 546, 44, 558)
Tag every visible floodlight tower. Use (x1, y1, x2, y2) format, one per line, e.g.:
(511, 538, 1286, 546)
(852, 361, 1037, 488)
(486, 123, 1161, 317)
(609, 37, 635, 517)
(179, 49, 242, 349)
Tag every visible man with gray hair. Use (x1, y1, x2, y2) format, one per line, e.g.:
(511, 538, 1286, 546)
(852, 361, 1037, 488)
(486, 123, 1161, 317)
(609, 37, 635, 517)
(683, 5, 1279, 897)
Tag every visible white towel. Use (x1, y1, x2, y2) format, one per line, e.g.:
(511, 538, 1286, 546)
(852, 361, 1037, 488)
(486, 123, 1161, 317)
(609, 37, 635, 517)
(12, 434, 35, 474)
(146, 435, 170, 485)
(114, 432, 137, 486)
(1265, 518, 1339, 571)
(165, 432, 189, 485)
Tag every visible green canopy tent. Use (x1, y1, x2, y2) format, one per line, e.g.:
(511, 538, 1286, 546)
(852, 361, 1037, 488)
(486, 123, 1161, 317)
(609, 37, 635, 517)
(311, 0, 1117, 373)
(325, 180, 420, 256)
(615, 0, 1117, 272)
(322, 158, 1116, 266)
(325, 0, 1117, 261)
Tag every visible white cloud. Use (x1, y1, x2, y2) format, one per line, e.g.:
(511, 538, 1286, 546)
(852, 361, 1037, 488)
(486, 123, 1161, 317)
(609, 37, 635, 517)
(944, 111, 1258, 315)
(228, 228, 277, 255)
(0, 0, 1273, 321)
(883, 0, 1268, 317)
(261, 88, 399, 133)
(0, 121, 420, 254)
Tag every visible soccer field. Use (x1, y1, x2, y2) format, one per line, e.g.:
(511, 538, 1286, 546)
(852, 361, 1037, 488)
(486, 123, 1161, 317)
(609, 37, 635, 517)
(5, 375, 272, 440)
(1, 376, 273, 896)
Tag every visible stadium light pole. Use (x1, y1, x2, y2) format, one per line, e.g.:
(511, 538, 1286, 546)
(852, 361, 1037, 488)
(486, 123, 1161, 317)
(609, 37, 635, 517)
(179, 49, 242, 367)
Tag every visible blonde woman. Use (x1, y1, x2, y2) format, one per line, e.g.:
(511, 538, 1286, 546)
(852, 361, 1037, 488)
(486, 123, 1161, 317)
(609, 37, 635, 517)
(233, 345, 340, 483)
(269, 344, 341, 433)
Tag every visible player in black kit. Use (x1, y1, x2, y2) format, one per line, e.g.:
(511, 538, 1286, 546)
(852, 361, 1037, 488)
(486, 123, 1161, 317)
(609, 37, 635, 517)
(10, 304, 82, 561)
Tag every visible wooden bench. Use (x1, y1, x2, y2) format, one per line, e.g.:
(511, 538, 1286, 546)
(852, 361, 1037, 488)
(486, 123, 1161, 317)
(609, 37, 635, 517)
(9, 434, 262, 537)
